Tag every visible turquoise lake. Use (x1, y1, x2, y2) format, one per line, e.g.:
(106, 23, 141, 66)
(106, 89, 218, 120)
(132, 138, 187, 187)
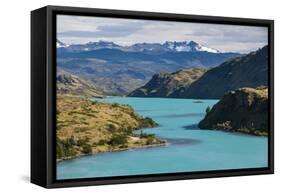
(57, 97, 268, 180)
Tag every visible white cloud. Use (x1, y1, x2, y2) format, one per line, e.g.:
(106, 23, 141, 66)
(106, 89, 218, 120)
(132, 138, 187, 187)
(57, 15, 268, 53)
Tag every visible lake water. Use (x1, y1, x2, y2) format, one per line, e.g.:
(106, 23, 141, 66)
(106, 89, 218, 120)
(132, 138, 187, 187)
(57, 97, 268, 180)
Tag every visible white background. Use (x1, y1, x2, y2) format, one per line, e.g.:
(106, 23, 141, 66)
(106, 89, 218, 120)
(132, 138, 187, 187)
(0, 0, 279, 193)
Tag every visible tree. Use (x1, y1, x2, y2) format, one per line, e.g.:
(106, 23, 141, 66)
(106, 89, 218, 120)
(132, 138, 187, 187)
(108, 134, 128, 146)
(206, 106, 211, 114)
(81, 144, 92, 154)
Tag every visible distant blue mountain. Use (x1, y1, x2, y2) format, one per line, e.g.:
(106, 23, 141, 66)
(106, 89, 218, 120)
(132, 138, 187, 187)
(56, 39, 69, 48)
(57, 48, 240, 68)
(57, 40, 241, 95)
(57, 40, 222, 53)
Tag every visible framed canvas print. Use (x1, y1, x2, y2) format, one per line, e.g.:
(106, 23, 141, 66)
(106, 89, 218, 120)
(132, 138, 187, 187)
(31, 5, 274, 188)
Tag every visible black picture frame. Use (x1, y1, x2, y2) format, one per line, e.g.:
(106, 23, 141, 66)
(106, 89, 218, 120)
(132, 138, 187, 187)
(31, 5, 274, 188)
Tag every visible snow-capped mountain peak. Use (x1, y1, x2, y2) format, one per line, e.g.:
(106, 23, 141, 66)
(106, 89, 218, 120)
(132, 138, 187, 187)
(188, 41, 220, 53)
(56, 39, 69, 48)
(86, 40, 117, 47)
(163, 41, 220, 53)
(56, 40, 221, 53)
(163, 41, 189, 51)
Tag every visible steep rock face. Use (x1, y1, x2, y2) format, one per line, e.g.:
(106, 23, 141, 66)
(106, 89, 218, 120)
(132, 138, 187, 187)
(128, 68, 206, 97)
(198, 87, 268, 136)
(57, 73, 105, 98)
(185, 46, 268, 99)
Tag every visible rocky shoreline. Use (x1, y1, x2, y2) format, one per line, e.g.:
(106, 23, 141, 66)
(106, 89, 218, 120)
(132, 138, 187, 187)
(57, 140, 167, 162)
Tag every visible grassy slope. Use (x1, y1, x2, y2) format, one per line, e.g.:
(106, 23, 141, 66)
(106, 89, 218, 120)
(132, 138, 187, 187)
(57, 73, 105, 98)
(56, 94, 165, 161)
(128, 68, 206, 97)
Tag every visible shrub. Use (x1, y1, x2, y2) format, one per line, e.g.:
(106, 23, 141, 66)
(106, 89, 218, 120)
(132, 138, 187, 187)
(66, 136, 76, 146)
(112, 103, 119, 107)
(81, 144, 92, 154)
(145, 136, 155, 145)
(56, 140, 63, 159)
(107, 123, 117, 132)
(108, 134, 128, 146)
(76, 138, 88, 146)
(75, 127, 90, 133)
(119, 144, 128, 149)
(91, 100, 98, 105)
(139, 117, 158, 128)
(56, 137, 77, 159)
(97, 139, 108, 145)
(140, 130, 155, 139)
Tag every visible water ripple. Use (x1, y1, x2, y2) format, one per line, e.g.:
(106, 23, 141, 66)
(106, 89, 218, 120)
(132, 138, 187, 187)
(165, 138, 201, 145)
(182, 124, 200, 130)
(154, 113, 204, 118)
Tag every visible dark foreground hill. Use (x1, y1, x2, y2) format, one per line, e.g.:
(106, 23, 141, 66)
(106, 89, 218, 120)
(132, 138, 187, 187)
(198, 87, 268, 136)
(184, 46, 268, 99)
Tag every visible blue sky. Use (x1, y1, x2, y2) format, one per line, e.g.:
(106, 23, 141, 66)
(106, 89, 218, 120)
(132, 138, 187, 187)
(57, 15, 268, 53)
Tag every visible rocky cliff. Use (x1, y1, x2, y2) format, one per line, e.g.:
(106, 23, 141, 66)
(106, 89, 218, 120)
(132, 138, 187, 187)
(198, 87, 268, 136)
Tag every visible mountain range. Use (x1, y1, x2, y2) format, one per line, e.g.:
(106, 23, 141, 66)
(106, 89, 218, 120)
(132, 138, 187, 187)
(129, 45, 268, 99)
(57, 40, 220, 53)
(57, 40, 241, 95)
(57, 39, 69, 48)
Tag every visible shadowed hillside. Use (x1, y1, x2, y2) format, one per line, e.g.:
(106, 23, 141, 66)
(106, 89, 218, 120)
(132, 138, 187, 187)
(185, 46, 268, 99)
(199, 87, 268, 136)
(128, 68, 206, 97)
